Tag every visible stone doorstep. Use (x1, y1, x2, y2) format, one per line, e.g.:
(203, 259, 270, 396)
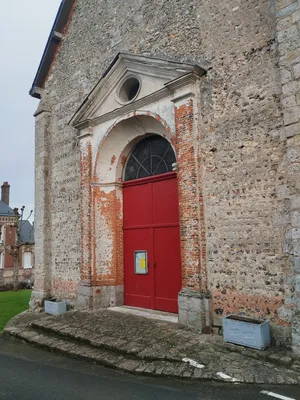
(107, 306, 179, 324)
(3, 326, 201, 381)
(15, 312, 300, 371)
(3, 320, 300, 385)
(29, 320, 181, 363)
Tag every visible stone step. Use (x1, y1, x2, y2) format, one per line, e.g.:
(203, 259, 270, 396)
(3, 325, 203, 380)
(30, 319, 182, 362)
(4, 311, 300, 385)
(31, 318, 298, 371)
(211, 338, 296, 369)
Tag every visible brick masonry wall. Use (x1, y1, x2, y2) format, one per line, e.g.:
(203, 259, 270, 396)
(0, 218, 34, 286)
(1, 268, 34, 287)
(173, 98, 203, 292)
(33, 0, 296, 339)
(93, 186, 123, 286)
(3, 224, 15, 268)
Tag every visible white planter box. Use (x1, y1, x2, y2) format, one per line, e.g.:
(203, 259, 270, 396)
(222, 315, 271, 350)
(44, 300, 67, 315)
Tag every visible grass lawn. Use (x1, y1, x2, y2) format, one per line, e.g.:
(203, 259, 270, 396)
(0, 290, 32, 332)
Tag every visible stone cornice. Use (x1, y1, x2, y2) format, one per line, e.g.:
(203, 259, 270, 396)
(166, 73, 199, 92)
(74, 73, 203, 131)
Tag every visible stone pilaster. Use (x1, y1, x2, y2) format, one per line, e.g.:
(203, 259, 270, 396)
(275, 0, 300, 353)
(172, 80, 211, 331)
(30, 101, 52, 311)
(91, 182, 124, 309)
(173, 95, 202, 292)
(77, 132, 93, 309)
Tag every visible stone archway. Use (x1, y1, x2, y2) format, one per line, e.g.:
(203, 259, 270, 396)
(78, 99, 209, 331)
(78, 114, 177, 309)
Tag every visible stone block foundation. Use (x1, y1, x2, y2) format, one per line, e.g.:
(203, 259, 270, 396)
(29, 290, 49, 313)
(178, 289, 212, 331)
(292, 311, 300, 354)
(77, 283, 124, 310)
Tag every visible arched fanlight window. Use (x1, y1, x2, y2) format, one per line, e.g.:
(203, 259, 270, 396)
(124, 136, 176, 181)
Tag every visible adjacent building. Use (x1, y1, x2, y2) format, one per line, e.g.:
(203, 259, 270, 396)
(0, 182, 34, 286)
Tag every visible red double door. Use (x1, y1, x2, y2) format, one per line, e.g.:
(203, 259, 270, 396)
(123, 172, 181, 313)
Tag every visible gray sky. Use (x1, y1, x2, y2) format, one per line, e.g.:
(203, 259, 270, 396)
(0, 0, 61, 220)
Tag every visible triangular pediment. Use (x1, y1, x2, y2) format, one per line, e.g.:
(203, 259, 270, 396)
(69, 53, 206, 129)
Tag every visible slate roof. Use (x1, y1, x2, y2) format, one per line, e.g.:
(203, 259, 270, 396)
(18, 220, 34, 244)
(30, 0, 75, 98)
(0, 200, 14, 216)
(0, 201, 34, 244)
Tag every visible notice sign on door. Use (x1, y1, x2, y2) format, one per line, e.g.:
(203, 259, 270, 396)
(134, 250, 148, 274)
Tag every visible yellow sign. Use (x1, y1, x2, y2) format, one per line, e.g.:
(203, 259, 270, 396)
(140, 258, 146, 269)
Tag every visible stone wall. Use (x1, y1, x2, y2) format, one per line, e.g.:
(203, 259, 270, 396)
(32, 0, 296, 341)
(274, 0, 300, 352)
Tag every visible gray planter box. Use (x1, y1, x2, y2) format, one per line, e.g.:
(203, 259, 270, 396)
(222, 315, 271, 350)
(44, 300, 67, 315)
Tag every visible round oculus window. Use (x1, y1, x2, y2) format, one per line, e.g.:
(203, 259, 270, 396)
(117, 76, 141, 104)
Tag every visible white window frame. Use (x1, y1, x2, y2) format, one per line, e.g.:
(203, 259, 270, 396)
(23, 251, 32, 269)
(0, 252, 4, 269)
(0, 224, 5, 245)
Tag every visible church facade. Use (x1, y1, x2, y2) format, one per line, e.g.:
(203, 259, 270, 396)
(30, 0, 300, 352)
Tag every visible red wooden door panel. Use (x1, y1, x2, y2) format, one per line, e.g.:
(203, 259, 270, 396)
(123, 172, 181, 313)
(123, 182, 151, 228)
(152, 175, 180, 225)
(124, 228, 153, 309)
(154, 226, 181, 313)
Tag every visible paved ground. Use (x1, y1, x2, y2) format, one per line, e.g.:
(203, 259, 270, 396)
(3, 309, 300, 385)
(0, 337, 299, 400)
